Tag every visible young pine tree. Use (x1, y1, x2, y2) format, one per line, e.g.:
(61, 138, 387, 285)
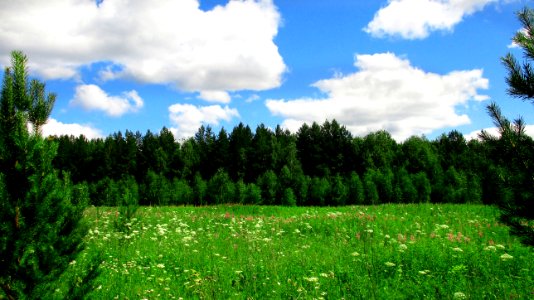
(0, 51, 96, 299)
(482, 7, 534, 246)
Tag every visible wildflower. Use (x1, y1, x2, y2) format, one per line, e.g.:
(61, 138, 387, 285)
(384, 234, 391, 239)
(294, 229, 301, 234)
(365, 229, 374, 234)
(351, 251, 360, 257)
(385, 262, 396, 267)
(418, 270, 430, 275)
(484, 245, 496, 251)
(304, 276, 319, 282)
(156, 264, 165, 269)
(500, 253, 513, 261)
(398, 244, 408, 252)
(452, 247, 463, 252)
(496, 244, 505, 250)
(453, 292, 467, 299)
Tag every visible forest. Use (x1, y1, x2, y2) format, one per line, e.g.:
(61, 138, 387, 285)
(49, 119, 529, 207)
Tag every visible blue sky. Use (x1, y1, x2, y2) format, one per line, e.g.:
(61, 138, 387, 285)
(1, 0, 533, 141)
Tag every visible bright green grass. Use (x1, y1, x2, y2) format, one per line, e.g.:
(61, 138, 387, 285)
(70, 204, 532, 299)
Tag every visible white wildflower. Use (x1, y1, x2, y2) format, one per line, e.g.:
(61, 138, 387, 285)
(453, 292, 467, 299)
(500, 253, 513, 261)
(385, 262, 396, 267)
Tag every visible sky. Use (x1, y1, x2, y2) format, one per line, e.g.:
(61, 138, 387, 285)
(1, 0, 533, 141)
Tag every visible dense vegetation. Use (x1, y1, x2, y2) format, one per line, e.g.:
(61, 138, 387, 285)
(50, 121, 523, 208)
(77, 204, 533, 299)
(0, 51, 97, 299)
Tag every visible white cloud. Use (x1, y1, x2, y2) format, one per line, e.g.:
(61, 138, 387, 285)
(70, 84, 143, 117)
(198, 90, 232, 103)
(507, 28, 529, 48)
(245, 94, 261, 103)
(168, 103, 239, 139)
(41, 118, 103, 139)
(266, 52, 489, 141)
(365, 0, 497, 39)
(465, 125, 534, 140)
(0, 0, 285, 95)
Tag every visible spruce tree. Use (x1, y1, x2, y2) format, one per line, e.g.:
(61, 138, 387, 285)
(0, 51, 96, 298)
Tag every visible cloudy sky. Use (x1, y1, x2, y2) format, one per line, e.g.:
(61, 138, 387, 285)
(1, 0, 533, 141)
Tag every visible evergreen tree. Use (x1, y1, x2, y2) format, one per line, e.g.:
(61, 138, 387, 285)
(483, 7, 534, 245)
(0, 51, 97, 299)
(502, 7, 534, 102)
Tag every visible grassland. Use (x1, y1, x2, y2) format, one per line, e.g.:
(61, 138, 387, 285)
(63, 204, 532, 299)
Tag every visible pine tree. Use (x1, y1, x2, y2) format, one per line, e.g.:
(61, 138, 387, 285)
(483, 7, 534, 246)
(0, 51, 97, 298)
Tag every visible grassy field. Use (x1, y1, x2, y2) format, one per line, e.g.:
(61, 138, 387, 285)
(64, 204, 532, 299)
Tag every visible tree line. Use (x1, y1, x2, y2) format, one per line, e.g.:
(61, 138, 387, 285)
(50, 120, 515, 207)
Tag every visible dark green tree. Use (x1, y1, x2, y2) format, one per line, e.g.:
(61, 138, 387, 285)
(347, 172, 365, 205)
(483, 7, 534, 245)
(502, 7, 534, 102)
(481, 104, 533, 245)
(257, 170, 278, 205)
(207, 169, 235, 204)
(0, 51, 97, 299)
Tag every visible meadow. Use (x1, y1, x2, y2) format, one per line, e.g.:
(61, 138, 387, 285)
(64, 204, 532, 299)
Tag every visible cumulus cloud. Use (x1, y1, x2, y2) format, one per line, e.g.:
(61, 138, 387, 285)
(168, 103, 239, 139)
(0, 0, 285, 96)
(266, 52, 489, 141)
(465, 125, 534, 140)
(70, 84, 143, 117)
(41, 118, 103, 139)
(365, 0, 497, 39)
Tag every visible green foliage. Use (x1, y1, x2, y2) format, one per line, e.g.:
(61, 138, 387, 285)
(257, 170, 277, 205)
(114, 176, 139, 233)
(208, 169, 235, 204)
(482, 7, 534, 246)
(330, 174, 348, 206)
(281, 188, 297, 207)
(412, 172, 431, 203)
(81, 204, 533, 299)
(363, 171, 379, 205)
(0, 51, 97, 299)
(244, 183, 262, 205)
(308, 177, 330, 206)
(193, 172, 207, 205)
(347, 172, 365, 205)
(502, 7, 534, 102)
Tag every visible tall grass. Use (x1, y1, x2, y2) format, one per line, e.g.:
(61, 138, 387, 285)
(66, 204, 532, 299)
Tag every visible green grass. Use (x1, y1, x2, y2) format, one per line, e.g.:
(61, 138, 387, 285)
(69, 204, 532, 299)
